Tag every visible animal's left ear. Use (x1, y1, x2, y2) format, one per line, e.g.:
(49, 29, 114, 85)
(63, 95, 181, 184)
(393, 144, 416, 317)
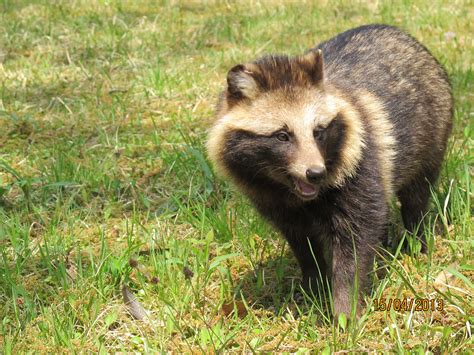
(299, 49, 324, 84)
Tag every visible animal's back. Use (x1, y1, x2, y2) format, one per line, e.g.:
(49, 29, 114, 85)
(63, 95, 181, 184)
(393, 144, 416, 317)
(317, 24, 453, 191)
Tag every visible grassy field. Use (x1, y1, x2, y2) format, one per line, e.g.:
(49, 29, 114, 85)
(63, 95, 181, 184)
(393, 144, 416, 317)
(0, 0, 472, 352)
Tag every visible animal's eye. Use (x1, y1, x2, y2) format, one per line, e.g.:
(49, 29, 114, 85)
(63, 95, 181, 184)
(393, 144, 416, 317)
(314, 127, 326, 141)
(275, 131, 290, 142)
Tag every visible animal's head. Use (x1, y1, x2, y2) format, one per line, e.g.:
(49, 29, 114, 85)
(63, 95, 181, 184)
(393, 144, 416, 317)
(207, 50, 365, 203)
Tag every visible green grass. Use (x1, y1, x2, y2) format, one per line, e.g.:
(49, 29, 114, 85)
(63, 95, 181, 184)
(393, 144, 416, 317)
(0, 0, 472, 352)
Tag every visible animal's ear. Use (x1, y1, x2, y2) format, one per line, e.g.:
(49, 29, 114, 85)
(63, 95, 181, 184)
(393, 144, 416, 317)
(299, 49, 324, 84)
(227, 64, 261, 100)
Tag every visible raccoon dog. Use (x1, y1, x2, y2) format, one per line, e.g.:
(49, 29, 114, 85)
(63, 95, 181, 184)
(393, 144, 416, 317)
(206, 24, 453, 317)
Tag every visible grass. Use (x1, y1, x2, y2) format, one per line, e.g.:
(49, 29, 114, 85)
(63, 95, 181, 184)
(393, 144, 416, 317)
(0, 0, 472, 352)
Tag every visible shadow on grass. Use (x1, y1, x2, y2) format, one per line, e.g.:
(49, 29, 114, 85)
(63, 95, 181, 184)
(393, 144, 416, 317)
(233, 250, 334, 321)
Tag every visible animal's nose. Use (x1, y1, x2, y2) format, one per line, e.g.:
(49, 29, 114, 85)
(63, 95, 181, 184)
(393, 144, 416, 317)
(306, 166, 326, 183)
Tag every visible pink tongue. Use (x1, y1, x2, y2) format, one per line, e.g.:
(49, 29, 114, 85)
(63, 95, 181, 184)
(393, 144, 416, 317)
(297, 179, 317, 195)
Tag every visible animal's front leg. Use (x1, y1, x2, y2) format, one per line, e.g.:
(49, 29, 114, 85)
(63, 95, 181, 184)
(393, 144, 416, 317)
(331, 238, 374, 319)
(285, 234, 330, 296)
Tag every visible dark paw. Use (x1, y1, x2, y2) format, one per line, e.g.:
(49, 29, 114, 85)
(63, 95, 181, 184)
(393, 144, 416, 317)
(293, 290, 305, 304)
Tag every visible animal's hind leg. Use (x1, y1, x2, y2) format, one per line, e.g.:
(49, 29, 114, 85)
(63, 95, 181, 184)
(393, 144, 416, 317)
(397, 166, 440, 252)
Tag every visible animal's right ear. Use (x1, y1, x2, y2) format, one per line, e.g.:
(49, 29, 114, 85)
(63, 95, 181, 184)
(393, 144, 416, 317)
(227, 64, 260, 100)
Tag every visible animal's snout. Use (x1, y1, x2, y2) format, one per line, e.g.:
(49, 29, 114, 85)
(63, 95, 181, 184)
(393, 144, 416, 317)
(306, 166, 327, 183)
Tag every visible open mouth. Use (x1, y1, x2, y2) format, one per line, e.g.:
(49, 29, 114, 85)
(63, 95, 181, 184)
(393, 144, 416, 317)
(292, 177, 320, 200)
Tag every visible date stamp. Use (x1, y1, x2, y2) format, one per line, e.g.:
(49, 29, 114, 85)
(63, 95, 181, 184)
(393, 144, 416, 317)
(373, 298, 444, 312)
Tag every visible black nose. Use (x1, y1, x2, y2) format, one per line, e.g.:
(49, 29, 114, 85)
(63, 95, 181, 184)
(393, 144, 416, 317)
(306, 166, 326, 183)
